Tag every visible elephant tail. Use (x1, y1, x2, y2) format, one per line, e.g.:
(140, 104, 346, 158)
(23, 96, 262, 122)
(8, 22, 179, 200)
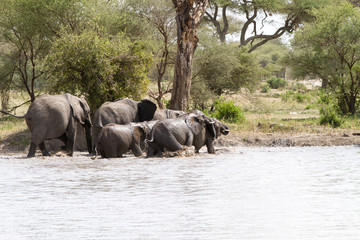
(0, 110, 26, 118)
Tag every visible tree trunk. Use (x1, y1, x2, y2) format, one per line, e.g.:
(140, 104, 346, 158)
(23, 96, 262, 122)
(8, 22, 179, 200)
(170, 0, 208, 111)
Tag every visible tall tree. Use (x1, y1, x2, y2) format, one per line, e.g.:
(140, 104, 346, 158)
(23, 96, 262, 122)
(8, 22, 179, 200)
(129, 0, 177, 109)
(0, 0, 89, 102)
(204, 0, 331, 52)
(285, 0, 360, 115)
(170, 0, 209, 111)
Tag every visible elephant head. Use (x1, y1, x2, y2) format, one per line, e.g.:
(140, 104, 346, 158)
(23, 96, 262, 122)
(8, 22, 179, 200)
(206, 117, 229, 139)
(65, 93, 92, 153)
(137, 99, 157, 122)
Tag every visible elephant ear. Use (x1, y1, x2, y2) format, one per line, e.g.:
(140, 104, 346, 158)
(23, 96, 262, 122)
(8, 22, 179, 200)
(185, 114, 204, 135)
(65, 93, 90, 125)
(137, 99, 157, 122)
(132, 125, 147, 143)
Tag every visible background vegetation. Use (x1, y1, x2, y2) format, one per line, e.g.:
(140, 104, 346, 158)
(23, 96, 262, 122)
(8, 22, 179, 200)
(2, 0, 360, 146)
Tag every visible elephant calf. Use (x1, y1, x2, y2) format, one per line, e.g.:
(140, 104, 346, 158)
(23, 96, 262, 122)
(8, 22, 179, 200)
(96, 122, 153, 158)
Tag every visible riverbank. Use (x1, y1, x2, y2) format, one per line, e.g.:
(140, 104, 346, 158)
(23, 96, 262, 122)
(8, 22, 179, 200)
(216, 129, 360, 148)
(1, 127, 360, 156)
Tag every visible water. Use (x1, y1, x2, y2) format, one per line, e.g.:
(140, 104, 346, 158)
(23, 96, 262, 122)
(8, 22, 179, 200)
(1, 146, 360, 239)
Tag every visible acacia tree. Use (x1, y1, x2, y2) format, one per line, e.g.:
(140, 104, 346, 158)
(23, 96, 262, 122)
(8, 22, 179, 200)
(129, 0, 177, 109)
(286, 1, 360, 115)
(205, 0, 332, 52)
(170, 0, 209, 111)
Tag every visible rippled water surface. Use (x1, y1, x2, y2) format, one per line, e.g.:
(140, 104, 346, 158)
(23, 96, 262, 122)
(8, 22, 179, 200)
(1, 146, 360, 239)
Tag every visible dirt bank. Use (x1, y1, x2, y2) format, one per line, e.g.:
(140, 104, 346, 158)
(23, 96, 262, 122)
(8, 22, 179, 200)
(1, 128, 360, 156)
(216, 130, 360, 147)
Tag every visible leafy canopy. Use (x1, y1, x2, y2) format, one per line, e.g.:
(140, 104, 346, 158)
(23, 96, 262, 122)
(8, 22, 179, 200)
(42, 25, 152, 111)
(286, 0, 360, 114)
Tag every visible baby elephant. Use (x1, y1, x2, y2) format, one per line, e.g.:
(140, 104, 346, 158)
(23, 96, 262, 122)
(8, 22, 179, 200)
(96, 122, 151, 158)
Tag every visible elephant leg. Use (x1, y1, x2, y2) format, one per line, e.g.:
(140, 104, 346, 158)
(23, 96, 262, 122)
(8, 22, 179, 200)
(163, 135, 183, 151)
(205, 139, 215, 154)
(184, 133, 193, 147)
(146, 142, 163, 157)
(66, 121, 77, 156)
(58, 133, 68, 151)
(131, 143, 143, 157)
(27, 142, 37, 158)
(39, 142, 51, 156)
(146, 146, 156, 157)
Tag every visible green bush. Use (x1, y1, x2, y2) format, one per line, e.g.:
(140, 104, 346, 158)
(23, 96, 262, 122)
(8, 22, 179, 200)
(294, 92, 310, 103)
(213, 99, 245, 123)
(319, 106, 343, 128)
(266, 76, 287, 89)
(261, 84, 270, 93)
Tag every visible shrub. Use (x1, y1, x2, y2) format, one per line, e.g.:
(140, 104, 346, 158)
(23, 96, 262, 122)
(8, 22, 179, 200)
(319, 106, 343, 128)
(213, 99, 245, 123)
(266, 76, 287, 89)
(261, 84, 270, 93)
(294, 92, 310, 103)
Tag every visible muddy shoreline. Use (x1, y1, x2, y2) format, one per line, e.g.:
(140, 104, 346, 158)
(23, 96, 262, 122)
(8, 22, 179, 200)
(1, 129, 360, 156)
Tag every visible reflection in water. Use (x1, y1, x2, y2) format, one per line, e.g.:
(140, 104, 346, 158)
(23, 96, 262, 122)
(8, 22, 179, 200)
(0, 146, 360, 239)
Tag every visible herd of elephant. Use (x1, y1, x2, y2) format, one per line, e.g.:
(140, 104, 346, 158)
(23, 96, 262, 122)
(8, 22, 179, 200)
(0, 93, 230, 158)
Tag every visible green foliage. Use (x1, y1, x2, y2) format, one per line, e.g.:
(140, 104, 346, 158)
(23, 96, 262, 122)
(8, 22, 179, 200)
(261, 84, 271, 93)
(191, 39, 260, 109)
(286, 0, 360, 115)
(319, 106, 343, 128)
(42, 26, 152, 111)
(281, 90, 311, 103)
(253, 39, 288, 79)
(212, 99, 245, 123)
(290, 82, 307, 92)
(317, 91, 343, 128)
(194, 40, 260, 94)
(267, 76, 287, 89)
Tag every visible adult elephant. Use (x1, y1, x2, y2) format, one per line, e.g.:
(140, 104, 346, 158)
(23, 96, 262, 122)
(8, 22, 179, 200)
(146, 112, 205, 157)
(146, 111, 230, 157)
(191, 111, 230, 153)
(0, 93, 92, 157)
(92, 98, 157, 153)
(96, 121, 153, 158)
(152, 109, 186, 120)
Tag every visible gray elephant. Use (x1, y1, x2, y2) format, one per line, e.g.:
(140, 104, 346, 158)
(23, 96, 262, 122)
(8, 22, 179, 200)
(146, 113, 205, 157)
(0, 93, 92, 157)
(146, 111, 230, 157)
(152, 109, 186, 120)
(96, 121, 155, 158)
(192, 112, 230, 153)
(92, 98, 157, 153)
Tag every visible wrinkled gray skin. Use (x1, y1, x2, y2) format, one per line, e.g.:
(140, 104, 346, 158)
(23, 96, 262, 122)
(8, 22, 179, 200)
(152, 109, 185, 120)
(146, 111, 230, 157)
(3, 93, 92, 158)
(191, 111, 230, 153)
(92, 98, 157, 153)
(96, 122, 153, 158)
(146, 113, 206, 157)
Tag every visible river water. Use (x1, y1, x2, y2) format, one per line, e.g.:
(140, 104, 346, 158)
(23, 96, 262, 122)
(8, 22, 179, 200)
(0, 146, 360, 240)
